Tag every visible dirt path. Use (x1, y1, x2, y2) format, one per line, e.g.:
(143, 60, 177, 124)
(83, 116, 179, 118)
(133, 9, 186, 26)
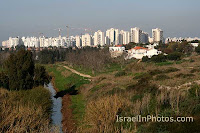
(63, 65, 93, 78)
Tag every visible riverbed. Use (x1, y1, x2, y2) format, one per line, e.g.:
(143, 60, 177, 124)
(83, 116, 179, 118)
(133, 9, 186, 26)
(46, 83, 63, 133)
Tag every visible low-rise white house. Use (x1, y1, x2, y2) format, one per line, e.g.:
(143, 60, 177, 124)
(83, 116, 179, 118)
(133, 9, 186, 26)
(109, 45, 125, 58)
(126, 46, 162, 59)
(127, 46, 148, 59)
(109, 45, 125, 52)
(190, 43, 199, 47)
(144, 48, 162, 58)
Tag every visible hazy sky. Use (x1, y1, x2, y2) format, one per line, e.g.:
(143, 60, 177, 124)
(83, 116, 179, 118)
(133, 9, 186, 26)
(0, 0, 200, 43)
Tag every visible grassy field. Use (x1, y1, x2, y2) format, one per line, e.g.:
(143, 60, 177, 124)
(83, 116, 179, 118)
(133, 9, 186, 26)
(0, 87, 57, 133)
(46, 64, 90, 90)
(75, 55, 200, 133)
(61, 62, 126, 76)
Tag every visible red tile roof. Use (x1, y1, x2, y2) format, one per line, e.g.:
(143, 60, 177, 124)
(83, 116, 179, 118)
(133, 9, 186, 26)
(133, 46, 148, 50)
(115, 45, 123, 47)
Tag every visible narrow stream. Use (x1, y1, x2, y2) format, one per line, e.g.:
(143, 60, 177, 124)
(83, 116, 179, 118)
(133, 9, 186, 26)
(45, 83, 63, 133)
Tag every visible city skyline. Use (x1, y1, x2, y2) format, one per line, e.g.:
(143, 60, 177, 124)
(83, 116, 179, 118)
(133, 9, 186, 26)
(1, 0, 200, 44)
(2, 27, 164, 48)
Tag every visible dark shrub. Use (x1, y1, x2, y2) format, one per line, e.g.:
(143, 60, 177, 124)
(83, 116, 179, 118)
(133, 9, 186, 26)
(115, 70, 126, 77)
(189, 59, 195, 62)
(155, 74, 170, 81)
(163, 67, 180, 73)
(34, 65, 51, 87)
(148, 69, 163, 76)
(133, 72, 146, 79)
(195, 45, 200, 54)
(190, 68, 200, 73)
(142, 56, 149, 62)
(131, 94, 144, 102)
(167, 52, 182, 61)
(0, 72, 9, 89)
(151, 54, 167, 62)
(175, 73, 195, 78)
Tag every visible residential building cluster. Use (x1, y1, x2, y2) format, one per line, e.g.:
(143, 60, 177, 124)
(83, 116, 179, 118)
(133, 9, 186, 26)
(165, 37, 200, 43)
(1, 27, 164, 48)
(109, 43, 162, 60)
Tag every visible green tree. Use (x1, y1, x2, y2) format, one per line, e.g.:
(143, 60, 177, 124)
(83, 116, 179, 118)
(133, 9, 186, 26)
(123, 42, 136, 50)
(151, 54, 166, 62)
(195, 45, 200, 54)
(142, 56, 149, 62)
(167, 52, 182, 61)
(0, 72, 9, 89)
(4, 49, 35, 90)
(34, 65, 51, 87)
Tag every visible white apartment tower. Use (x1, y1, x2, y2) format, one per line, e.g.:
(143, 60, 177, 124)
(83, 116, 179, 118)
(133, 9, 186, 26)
(75, 35, 82, 47)
(152, 28, 164, 43)
(105, 28, 120, 45)
(94, 30, 105, 46)
(120, 30, 130, 45)
(130, 27, 142, 43)
(82, 33, 92, 47)
(22, 37, 40, 48)
(9, 37, 20, 47)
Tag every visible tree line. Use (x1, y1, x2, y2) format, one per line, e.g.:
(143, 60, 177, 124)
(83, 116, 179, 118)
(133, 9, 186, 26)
(37, 47, 125, 72)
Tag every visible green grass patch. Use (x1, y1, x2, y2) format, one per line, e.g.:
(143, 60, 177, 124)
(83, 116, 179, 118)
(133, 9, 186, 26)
(46, 64, 90, 127)
(0, 68, 2, 72)
(176, 60, 184, 64)
(131, 94, 144, 102)
(156, 61, 173, 66)
(104, 63, 124, 74)
(60, 62, 125, 76)
(71, 94, 85, 126)
(65, 64, 95, 76)
(133, 72, 146, 79)
(115, 70, 126, 77)
(46, 65, 90, 91)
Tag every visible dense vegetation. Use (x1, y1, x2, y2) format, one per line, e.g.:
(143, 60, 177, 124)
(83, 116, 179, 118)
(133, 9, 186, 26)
(0, 49, 50, 90)
(0, 48, 55, 132)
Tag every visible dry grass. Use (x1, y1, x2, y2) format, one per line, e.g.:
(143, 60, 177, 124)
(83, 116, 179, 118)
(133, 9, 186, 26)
(0, 87, 59, 133)
(78, 95, 132, 133)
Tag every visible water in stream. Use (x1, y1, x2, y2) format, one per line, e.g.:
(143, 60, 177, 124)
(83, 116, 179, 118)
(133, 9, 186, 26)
(46, 83, 63, 133)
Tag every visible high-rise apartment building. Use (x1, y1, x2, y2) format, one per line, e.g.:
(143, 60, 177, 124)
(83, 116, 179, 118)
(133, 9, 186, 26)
(118, 30, 130, 45)
(130, 27, 142, 43)
(94, 30, 105, 46)
(8, 37, 20, 47)
(141, 32, 149, 44)
(75, 35, 82, 47)
(22, 37, 40, 47)
(105, 28, 120, 45)
(152, 28, 164, 43)
(82, 33, 92, 47)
